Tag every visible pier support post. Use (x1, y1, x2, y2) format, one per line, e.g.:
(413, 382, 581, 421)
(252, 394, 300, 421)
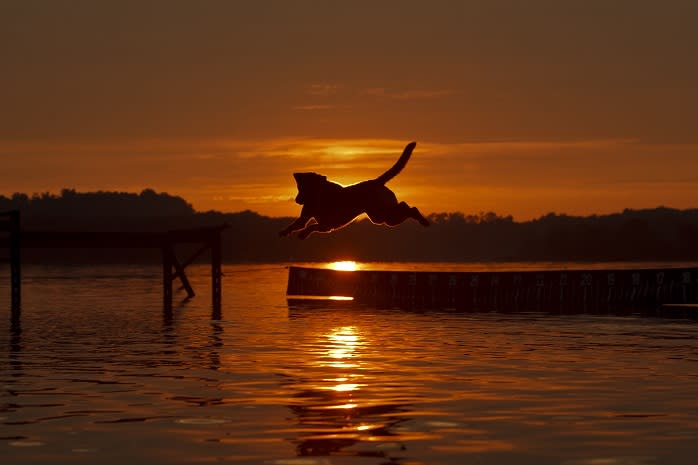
(9, 211, 21, 319)
(162, 242, 173, 311)
(211, 235, 222, 317)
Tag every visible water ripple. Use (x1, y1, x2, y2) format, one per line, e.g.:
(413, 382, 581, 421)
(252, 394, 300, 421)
(1, 264, 698, 464)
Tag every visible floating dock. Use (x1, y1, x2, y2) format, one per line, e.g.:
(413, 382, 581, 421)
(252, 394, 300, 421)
(287, 265, 698, 317)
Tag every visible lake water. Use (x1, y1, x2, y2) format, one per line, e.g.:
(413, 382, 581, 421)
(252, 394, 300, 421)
(2, 263, 698, 465)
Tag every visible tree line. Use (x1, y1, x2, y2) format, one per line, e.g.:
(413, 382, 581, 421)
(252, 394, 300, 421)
(2, 189, 697, 263)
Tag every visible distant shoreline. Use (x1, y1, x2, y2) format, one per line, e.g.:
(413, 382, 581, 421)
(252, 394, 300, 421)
(2, 189, 698, 263)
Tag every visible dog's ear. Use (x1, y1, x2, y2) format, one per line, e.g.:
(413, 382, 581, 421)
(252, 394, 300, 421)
(293, 173, 312, 205)
(293, 172, 326, 185)
(293, 172, 308, 184)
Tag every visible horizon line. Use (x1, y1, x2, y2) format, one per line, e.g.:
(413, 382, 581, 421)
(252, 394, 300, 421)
(2, 187, 696, 223)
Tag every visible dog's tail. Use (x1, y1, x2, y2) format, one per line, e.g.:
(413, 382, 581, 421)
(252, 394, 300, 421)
(375, 141, 416, 185)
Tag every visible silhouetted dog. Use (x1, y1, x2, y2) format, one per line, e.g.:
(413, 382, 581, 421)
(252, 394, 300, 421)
(279, 141, 430, 239)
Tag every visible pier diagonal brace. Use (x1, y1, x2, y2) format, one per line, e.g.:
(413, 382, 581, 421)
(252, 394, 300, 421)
(170, 246, 196, 299)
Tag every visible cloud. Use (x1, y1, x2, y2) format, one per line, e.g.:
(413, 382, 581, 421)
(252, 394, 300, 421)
(294, 82, 345, 111)
(305, 83, 340, 96)
(292, 83, 453, 112)
(292, 104, 337, 111)
(361, 87, 454, 100)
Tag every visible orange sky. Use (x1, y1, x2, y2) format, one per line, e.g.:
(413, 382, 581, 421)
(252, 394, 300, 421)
(1, 1, 697, 220)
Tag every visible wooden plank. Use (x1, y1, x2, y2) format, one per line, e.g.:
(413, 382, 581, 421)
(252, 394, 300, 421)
(1, 231, 163, 248)
(0, 224, 229, 248)
(287, 266, 358, 298)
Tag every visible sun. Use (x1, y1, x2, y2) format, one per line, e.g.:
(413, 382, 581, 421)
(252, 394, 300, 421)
(328, 260, 359, 271)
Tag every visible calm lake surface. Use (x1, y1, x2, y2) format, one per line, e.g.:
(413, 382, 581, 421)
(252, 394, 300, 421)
(2, 263, 698, 465)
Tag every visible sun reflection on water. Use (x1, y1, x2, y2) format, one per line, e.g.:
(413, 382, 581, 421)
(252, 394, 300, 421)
(324, 326, 361, 369)
(280, 320, 424, 458)
(331, 383, 361, 392)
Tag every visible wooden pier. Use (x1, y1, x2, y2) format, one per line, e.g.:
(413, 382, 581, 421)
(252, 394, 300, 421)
(287, 265, 698, 318)
(1, 210, 228, 314)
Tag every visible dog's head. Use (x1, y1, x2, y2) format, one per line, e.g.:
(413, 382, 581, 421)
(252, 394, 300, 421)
(293, 172, 327, 205)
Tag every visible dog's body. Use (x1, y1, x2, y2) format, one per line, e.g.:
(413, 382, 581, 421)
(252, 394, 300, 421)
(279, 141, 430, 239)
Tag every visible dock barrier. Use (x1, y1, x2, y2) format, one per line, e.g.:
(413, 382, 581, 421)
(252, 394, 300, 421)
(287, 265, 698, 317)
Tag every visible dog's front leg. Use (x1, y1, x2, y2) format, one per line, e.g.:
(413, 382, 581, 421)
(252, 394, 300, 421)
(279, 216, 311, 237)
(297, 222, 338, 239)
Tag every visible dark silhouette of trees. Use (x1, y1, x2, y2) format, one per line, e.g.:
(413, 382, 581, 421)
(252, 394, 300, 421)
(0, 189, 195, 231)
(1, 188, 192, 218)
(2, 189, 697, 263)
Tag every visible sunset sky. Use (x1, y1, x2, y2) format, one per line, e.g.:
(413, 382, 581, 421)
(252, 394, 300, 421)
(1, 0, 697, 220)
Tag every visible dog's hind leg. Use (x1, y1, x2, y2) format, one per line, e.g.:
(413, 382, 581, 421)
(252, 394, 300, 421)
(410, 204, 430, 227)
(382, 202, 430, 227)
